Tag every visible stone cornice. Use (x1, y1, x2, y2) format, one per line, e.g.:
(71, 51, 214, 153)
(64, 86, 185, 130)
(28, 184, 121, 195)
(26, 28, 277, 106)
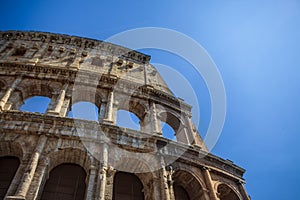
(0, 30, 151, 64)
(0, 62, 192, 113)
(0, 110, 245, 179)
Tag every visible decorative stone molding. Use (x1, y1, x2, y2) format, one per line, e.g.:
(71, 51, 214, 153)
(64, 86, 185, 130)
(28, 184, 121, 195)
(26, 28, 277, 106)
(0, 31, 249, 200)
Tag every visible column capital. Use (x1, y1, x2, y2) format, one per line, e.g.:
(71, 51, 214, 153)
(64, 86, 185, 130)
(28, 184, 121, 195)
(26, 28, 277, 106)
(106, 166, 116, 177)
(89, 165, 97, 170)
(165, 165, 175, 177)
(0, 76, 23, 111)
(5, 196, 26, 200)
(236, 179, 246, 185)
(201, 166, 211, 171)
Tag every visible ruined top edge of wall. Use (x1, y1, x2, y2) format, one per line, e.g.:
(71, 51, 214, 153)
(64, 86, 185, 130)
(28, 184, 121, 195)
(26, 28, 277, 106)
(0, 30, 151, 64)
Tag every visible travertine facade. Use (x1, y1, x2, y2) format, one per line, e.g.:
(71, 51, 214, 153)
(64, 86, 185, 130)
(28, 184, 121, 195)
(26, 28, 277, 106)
(0, 31, 250, 200)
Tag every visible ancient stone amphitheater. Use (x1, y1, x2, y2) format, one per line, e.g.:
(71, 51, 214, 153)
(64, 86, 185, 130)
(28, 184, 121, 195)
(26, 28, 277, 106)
(0, 31, 250, 200)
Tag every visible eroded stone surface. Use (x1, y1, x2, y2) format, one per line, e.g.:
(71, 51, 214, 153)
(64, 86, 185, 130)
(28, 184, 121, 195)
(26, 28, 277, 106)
(0, 31, 250, 200)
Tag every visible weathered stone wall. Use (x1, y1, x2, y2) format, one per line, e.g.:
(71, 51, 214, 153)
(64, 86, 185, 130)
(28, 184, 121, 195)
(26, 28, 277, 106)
(0, 31, 250, 200)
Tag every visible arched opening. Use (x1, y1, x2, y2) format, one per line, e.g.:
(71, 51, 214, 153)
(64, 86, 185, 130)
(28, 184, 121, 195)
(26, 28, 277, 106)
(161, 122, 176, 140)
(16, 81, 53, 111)
(217, 184, 240, 200)
(159, 112, 182, 142)
(116, 109, 140, 131)
(68, 101, 99, 121)
(173, 170, 205, 200)
(41, 163, 86, 200)
(116, 100, 148, 132)
(20, 96, 51, 113)
(0, 156, 20, 199)
(174, 185, 190, 200)
(113, 172, 144, 200)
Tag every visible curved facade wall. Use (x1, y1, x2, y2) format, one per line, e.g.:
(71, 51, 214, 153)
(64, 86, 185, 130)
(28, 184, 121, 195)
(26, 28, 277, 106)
(0, 31, 250, 200)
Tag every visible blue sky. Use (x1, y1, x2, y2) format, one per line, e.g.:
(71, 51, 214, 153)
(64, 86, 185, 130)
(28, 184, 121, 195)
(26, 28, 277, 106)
(1, 0, 300, 199)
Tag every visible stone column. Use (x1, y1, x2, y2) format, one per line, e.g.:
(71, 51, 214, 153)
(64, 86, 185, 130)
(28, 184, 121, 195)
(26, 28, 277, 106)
(0, 77, 22, 111)
(104, 167, 116, 200)
(7, 135, 47, 200)
(152, 176, 161, 200)
(97, 143, 108, 200)
(184, 113, 197, 143)
(202, 167, 219, 200)
(150, 101, 161, 135)
(140, 111, 151, 133)
(31, 158, 49, 200)
(166, 167, 175, 200)
(85, 165, 97, 200)
(160, 156, 170, 200)
(168, 180, 175, 200)
(103, 91, 114, 123)
(47, 83, 68, 115)
(237, 181, 251, 200)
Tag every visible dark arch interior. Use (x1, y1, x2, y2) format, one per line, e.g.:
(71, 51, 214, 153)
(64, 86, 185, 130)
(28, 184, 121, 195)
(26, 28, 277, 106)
(172, 170, 205, 200)
(0, 156, 20, 199)
(218, 184, 240, 200)
(174, 184, 190, 200)
(41, 163, 86, 200)
(113, 172, 144, 200)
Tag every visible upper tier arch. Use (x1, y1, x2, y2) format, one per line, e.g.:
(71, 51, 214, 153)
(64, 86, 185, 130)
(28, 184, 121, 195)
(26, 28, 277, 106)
(0, 30, 206, 150)
(0, 30, 174, 96)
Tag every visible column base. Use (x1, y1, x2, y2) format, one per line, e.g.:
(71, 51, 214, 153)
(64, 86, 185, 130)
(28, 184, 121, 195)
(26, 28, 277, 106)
(5, 196, 26, 200)
(0, 102, 12, 111)
(46, 110, 60, 116)
(69, 64, 79, 69)
(192, 144, 202, 150)
(154, 131, 163, 136)
(102, 119, 114, 124)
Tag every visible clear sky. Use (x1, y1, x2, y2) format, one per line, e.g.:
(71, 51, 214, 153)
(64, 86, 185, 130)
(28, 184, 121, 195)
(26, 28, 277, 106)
(1, 0, 300, 199)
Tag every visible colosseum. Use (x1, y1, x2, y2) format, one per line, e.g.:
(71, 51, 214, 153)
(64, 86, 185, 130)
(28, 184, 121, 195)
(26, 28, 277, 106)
(0, 31, 250, 200)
